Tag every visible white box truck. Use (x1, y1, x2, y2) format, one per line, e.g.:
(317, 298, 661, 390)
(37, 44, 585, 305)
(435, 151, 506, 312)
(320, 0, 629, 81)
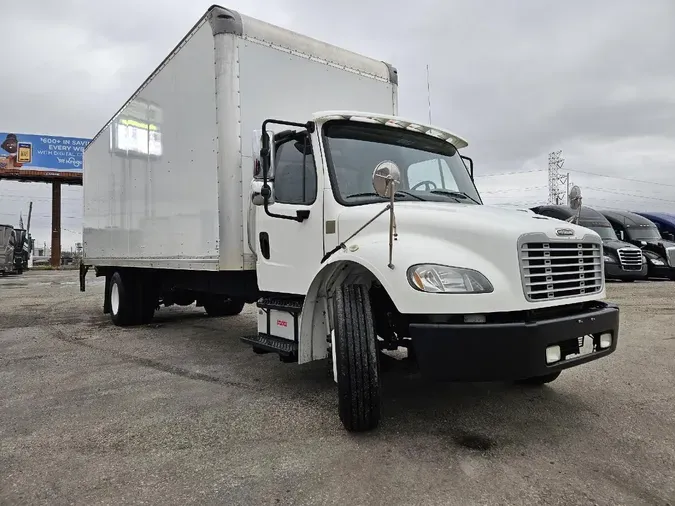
(81, 5, 620, 432)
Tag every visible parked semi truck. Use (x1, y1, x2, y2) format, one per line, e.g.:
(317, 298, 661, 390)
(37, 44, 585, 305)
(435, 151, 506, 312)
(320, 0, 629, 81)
(531, 205, 647, 281)
(80, 5, 620, 432)
(634, 212, 675, 242)
(598, 209, 675, 280)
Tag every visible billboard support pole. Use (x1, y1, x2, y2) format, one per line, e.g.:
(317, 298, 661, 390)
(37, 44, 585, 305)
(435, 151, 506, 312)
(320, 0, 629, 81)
(50, 182, 61, 268)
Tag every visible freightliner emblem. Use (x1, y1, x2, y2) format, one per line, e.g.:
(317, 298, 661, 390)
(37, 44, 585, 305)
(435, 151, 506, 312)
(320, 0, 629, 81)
(555, 228, 575, 237)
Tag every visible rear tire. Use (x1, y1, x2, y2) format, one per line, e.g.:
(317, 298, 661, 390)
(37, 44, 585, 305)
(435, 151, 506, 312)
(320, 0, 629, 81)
(333, 283, 381, 432)
(109, 271, 136, 327)
(515, 371, 561, 386)
(203, 298, 245, 317)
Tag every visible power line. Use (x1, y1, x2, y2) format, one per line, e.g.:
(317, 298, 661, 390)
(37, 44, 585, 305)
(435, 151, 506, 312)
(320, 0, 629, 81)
(0, 194, 81, 202)
(567, 168, 675, 188)
(481, 185, 548, 195)
(474, 169, 546, 178)
(584, 186, 675, 204)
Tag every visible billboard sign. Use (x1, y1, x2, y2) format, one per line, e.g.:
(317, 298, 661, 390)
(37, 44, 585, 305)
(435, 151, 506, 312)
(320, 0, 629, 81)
(0, 132, 90, 182)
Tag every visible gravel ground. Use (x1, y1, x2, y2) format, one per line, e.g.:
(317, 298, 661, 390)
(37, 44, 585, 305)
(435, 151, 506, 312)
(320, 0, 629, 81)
(0, 270, 673, 506)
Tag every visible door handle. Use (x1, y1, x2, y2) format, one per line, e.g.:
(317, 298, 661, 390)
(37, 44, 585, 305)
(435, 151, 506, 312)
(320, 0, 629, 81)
(259, 232, 270, 259)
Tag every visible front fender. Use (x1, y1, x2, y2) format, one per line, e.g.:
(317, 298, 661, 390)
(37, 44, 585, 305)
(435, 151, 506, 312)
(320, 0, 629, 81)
(297, 233, 509, 363)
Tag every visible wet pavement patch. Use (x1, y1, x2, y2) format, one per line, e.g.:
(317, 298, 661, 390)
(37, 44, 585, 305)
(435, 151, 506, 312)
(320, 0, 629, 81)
(453, 432, 495, 451)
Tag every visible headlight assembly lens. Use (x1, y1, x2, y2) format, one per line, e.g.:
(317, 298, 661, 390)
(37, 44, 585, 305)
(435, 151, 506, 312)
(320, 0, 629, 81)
(407, 264, 494, 293)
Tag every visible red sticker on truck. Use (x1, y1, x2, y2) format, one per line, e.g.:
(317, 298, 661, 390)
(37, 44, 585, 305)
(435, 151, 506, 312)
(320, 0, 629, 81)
(277, 319, 288, 327)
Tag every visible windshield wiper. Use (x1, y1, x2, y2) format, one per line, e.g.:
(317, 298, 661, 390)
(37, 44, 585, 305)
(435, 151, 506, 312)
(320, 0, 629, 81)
(429, 189, 481, 205)
(345, 191, 426, 201)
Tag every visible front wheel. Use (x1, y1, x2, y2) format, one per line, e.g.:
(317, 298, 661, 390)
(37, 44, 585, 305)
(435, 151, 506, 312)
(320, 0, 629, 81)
(515, 371, 561, 386)
(333, 283, 381, 432)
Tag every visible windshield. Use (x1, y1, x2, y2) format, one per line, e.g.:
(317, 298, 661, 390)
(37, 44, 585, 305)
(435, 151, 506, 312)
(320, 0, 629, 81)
(588, 226, 618, 241)
(628, 226, 662, 241)
(322, 121, 482, 206)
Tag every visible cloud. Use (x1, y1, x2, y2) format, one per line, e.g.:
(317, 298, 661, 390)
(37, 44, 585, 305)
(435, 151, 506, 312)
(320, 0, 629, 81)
(2, 0, 675, 250)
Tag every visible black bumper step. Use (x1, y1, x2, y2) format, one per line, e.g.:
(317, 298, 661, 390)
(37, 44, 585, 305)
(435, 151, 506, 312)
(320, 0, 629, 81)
(257, 297, 303, 313)
(241, 333, 298, 359)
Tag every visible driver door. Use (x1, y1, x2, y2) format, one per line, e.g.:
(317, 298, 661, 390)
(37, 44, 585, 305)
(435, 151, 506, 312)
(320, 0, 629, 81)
(254, 133, 325, 295)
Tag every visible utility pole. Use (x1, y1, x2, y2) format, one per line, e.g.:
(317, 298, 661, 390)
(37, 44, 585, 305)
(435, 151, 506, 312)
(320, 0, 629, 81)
(51, 182, 61, 268)
(565, 173, 570, 205)
(426, 64, 432, 124)
(26, 201, 32, 234)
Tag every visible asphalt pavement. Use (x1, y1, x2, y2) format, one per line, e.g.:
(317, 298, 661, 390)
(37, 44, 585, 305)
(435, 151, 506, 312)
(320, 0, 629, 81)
(1, 270, 673, 505)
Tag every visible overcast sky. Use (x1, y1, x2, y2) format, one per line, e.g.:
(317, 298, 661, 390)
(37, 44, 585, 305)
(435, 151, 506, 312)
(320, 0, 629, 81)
(1, 0, 675, 250)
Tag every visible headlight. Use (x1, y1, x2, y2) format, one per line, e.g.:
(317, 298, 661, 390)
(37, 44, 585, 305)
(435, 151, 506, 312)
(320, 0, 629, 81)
(407, 264, 493, 293)
(641, 254, 647, 264)
(603, 255, 615, 263)
(643, 252, 666, 266)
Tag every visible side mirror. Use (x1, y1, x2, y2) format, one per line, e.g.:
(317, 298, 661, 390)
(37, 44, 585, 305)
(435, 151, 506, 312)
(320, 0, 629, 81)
(663, 232, 674, 241)
(252, 129, 275, 180)
(461, 155, 474, 180)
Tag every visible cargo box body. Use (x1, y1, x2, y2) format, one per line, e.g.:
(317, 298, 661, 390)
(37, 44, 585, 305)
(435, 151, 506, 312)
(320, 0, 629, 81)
(83, 5, 398, 272)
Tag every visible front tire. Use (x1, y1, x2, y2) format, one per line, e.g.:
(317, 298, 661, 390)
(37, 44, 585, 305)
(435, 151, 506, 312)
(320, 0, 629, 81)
(515, 371, 561, 386)
(333, 283, 381, 432)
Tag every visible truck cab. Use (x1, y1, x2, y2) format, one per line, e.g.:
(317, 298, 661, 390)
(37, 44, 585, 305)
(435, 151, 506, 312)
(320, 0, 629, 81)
(0, 224, 16, 275)
(531, 204, 647, 281)
(633, 212, 675, 242)
(245, 110, 619, 430)
(598, 209, 675, 280)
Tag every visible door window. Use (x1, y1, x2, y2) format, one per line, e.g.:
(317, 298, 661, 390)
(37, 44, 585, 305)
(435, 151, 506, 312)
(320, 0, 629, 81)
(273, 139, 317, 205)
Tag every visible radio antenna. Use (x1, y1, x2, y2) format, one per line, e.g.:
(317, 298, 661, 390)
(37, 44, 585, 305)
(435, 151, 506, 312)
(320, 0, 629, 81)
(426, 64, 432, 124)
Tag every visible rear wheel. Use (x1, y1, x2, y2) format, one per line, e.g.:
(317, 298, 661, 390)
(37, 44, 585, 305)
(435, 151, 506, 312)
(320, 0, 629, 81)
(109, 271, 136, 326)
(515, 371, 561, 386)
(203, 298, 245, 317)
(333, 283, 381, 432)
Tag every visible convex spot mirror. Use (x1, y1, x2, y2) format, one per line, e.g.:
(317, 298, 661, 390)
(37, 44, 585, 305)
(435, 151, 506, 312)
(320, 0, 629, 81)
(251, 179, 275, 206)
(372, 160, 401, 198)
(569, 185, 583, 210)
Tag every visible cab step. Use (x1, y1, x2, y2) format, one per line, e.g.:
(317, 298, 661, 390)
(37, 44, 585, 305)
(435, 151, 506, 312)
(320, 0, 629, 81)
(241, 333, 298, 362)
(256, 296, 303, 313)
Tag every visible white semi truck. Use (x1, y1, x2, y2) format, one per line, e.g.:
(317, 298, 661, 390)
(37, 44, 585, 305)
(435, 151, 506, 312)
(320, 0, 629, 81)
(81, 5, 620, 432)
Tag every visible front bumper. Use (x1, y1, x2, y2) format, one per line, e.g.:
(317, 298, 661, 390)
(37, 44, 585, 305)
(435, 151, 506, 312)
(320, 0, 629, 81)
(409, 302, 620, 382)
(647, 263, 674, 280)
(605, 262, 647, 280)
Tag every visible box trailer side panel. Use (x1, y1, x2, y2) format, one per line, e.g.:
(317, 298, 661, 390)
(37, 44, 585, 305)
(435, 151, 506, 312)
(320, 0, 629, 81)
(83, 20, 220, 270)
(214, 9, 399, 270)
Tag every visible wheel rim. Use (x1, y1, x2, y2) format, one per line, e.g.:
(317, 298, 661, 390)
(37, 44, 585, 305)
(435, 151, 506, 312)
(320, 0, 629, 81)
(111, 282, 120, 316)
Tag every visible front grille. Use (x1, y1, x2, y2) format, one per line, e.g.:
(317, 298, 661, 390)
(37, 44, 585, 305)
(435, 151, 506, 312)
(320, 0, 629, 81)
(520, 240, 603, 301)
(617, 248, 643, 271)
(667, 248, 675, 267)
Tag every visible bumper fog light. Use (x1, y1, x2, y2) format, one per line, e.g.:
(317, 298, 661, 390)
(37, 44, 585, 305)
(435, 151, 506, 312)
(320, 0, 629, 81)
(599, 332, 612, 349)
(546, 345, 561, 364)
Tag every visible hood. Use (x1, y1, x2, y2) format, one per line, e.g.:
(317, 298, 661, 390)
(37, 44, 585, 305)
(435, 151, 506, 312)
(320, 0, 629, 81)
(337, 202, 600, 244)
(602, 239, 641, 252)
(635, 238, 675, 249)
